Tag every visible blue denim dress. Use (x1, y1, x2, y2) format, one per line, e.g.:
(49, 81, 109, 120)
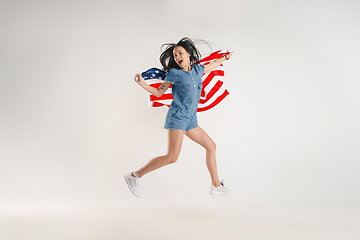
(164, 65, 205, 133)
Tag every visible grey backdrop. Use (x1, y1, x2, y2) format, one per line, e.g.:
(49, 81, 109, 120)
(1, 0, 359, 239)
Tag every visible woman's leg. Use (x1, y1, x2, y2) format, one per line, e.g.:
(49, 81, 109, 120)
(185, 126, 221, 187)
(134, 129, 184, 178)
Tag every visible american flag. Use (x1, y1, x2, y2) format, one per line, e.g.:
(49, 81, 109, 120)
(141, 50, 230, 112)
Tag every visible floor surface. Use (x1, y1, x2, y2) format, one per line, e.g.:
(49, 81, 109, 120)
(1, 203, 359, 240)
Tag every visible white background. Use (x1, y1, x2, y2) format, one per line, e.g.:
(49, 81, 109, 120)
(1, 0, 359, 239)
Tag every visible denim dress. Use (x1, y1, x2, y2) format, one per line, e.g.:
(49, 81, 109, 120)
(164, 64, 205, 133)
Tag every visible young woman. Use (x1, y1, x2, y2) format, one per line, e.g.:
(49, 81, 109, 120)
(125, 37, 233, 197)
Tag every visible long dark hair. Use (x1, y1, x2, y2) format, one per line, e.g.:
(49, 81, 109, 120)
(159, 37, 210, 72)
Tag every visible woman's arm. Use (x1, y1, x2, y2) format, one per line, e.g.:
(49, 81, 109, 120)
(134, 73, 172, 97)
(204, 52, 233, 73)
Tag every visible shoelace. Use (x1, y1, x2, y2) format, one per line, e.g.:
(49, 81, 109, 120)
(220, 180, 225, 187)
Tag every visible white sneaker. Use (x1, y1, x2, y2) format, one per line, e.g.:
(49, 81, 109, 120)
(209, 180, 234, 195)
(124, 172, 141, 197)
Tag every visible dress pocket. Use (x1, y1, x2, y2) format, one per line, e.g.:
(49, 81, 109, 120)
(174, 84, 192, 103)
(170, 107, 180, 118)
(176, 85, 191, 92)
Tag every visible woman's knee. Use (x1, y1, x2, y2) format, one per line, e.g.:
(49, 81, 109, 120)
(206, 141, 216, 153)
(166, 154, 179, 164)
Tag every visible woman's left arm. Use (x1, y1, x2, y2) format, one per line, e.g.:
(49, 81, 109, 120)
(204, 52, 233, 73)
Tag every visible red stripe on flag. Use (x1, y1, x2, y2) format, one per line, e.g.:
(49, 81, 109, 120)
(197, 90, 229, 112)
(152, 102, 165, 107)
(199, 81, 223, 104)
(150, 93, 174, 101)
(202, 70, 224, 91)
(197, 50, 222, 63)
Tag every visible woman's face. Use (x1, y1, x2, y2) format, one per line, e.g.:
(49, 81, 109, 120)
(173, 46, 191, 70)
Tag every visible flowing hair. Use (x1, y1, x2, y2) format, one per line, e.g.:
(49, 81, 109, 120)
(159, 37, 211, 72)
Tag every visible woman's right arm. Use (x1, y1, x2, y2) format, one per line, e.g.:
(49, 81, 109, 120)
(134, 73, 172, 98)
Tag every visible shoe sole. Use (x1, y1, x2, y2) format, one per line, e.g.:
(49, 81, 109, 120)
(209, 191, 234, 195)
(124, 176, 140, 197)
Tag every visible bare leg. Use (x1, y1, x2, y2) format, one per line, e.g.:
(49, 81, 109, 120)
(185, 126, 221, 187)
(134, 129, 184, 178)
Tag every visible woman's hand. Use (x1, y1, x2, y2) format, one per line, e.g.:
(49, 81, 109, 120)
(223, 52, 233, 60)
(134, 73, 145, 87)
